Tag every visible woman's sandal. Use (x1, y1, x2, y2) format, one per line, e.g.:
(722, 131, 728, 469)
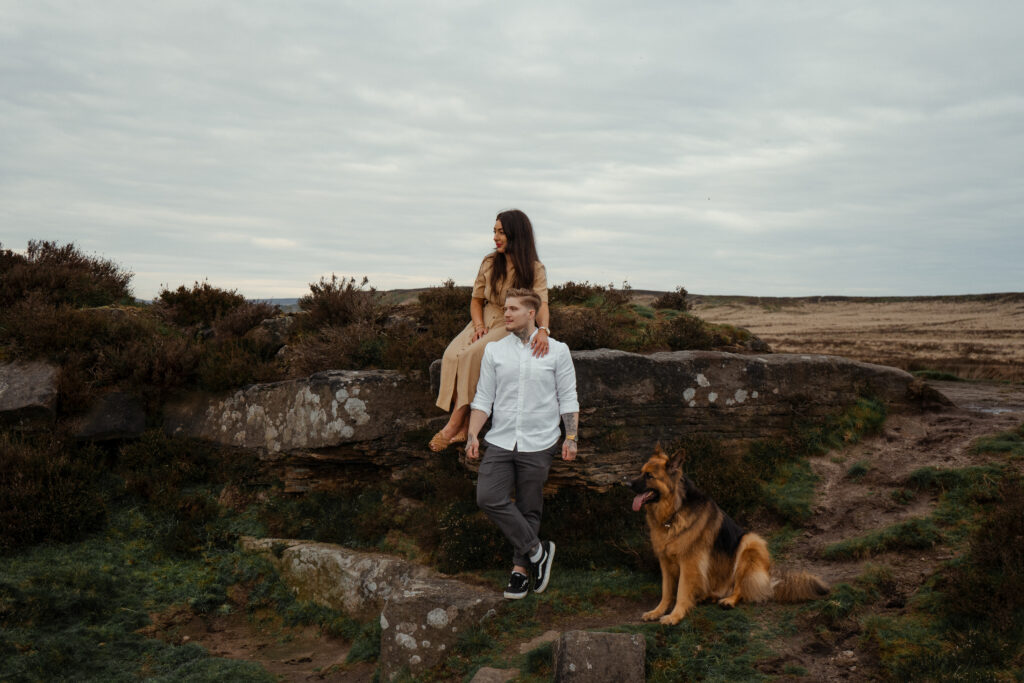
(428, 430, 467, 452)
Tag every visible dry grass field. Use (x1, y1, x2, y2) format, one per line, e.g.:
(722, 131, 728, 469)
(687, 293, 1024, 381)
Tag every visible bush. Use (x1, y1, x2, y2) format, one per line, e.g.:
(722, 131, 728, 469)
(549, 305, 628, 350)
(652, 286, 689, 311)
(417, 279, 471, 342)
(0, 434, 107, 554)
(663, 313, 719, 350)
(156, 280, 247, 327)
(0, 240, 133, 309)
(212, 300, 279, 338)
(298, 275, 390, 330)
(549, 280, 631, 308)
(938, 474, 1024, 635)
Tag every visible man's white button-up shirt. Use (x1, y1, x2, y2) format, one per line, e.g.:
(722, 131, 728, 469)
(470, 329, 579, 452)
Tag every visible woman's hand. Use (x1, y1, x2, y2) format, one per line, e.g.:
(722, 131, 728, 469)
(531, 328, 550, 357)
(471, 325, 488, 342)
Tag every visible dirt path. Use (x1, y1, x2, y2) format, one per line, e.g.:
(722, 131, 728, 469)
(756, 380, 1024, 680)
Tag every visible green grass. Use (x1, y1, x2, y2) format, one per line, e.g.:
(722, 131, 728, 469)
(971, 422, 1024, 458)
(823, 462, 1011, 560)
(845, 460, 870, 480)
(0, 500, 376, 681)
(822, 517, 942, 560)
(761, 460, 818, 523)
(800, 397, 887, 454)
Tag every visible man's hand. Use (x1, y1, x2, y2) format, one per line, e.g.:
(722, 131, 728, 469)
(561, 438, 577, 461)
(466, 434, 481, 460)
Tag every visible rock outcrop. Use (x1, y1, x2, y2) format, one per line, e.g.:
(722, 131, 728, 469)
(241, 537, 435, 620)
(553, 630, 646, 683)
(525, 349, 948, 490)
(241, 537, 501, 681)
(168, 350, 946, 491)
(0, 360, 59, 428)
(164, 369, 436, 459)
(379, 575, 500, 681)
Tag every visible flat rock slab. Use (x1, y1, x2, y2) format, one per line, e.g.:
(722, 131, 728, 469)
(165, 369, 430, 453)
(241, 537, 435, 620)
(380, 577, 500, 681)
(242, 537, 502, 681)
(0, 360, 59, 428)
(470, 667, 520, 683)
(554, 630, 646, 683)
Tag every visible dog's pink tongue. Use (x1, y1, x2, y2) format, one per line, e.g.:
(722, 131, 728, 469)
(632, 491, 651, 512)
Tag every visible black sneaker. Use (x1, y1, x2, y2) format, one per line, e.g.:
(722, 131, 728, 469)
(529, 541, 556, 594)
(503, 571, 529, 600)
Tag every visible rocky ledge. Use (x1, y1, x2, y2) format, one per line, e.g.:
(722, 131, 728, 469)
(13, 349, 942, 491)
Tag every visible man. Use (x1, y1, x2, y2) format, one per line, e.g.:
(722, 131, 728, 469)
(466, 288, 579, 599)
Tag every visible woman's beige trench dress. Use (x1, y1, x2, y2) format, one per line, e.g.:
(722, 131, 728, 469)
(435, 256, 548, 412)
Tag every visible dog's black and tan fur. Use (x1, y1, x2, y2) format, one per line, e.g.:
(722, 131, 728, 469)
(630, 445, 829, 625)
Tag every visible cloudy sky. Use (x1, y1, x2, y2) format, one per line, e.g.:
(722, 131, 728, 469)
(2, 1, 1022, 299)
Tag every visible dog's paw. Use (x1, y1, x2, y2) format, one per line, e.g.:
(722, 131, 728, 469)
(717, 596, 738, 609)
(658, 613, 682, 626)
(641, 610, 664, 622)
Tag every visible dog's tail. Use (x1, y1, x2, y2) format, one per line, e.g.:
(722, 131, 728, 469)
(771, 571, 830, 603)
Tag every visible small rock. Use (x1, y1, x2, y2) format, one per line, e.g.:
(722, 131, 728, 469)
(553, 630, 645, 682)
(470, 667, 520, 683)
(0, 360, 59, 428)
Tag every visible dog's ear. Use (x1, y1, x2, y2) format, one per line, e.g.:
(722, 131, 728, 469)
(653, 441, 666, 457)
(666, 447, 687, 476)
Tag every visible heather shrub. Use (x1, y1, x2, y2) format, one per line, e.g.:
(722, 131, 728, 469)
(0, 240, 133, 308)
(212, 300, 279, 337)
(937, 474, 1024, 635)
(298, 275, 391, 330)
(417, 279, 471, 343)
(0, 434, 107, 554)
(652, 286, 689, 311)
(156, 280, 247, 327)
(287, 321, 388, 375)
(549, 305, 628, 350)
(549, 280, 631, 308)
(196, 337, 283, 392)
(663, 312, 720, 350)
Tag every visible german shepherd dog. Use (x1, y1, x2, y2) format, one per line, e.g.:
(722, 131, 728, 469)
(630, 445, 829, 625)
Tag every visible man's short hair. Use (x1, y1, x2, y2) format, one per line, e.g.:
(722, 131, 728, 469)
(505, 288, 542, 313)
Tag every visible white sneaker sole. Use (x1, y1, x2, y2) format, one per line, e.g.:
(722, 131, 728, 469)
(503, 590, 528, 600)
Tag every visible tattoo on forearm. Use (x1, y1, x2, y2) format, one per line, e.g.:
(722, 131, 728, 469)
(561, 413, 578, 439)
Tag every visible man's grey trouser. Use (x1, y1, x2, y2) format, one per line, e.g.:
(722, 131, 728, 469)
(476, 441, 558, 568)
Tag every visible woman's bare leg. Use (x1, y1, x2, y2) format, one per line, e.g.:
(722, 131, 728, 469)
(440, 403, 469, 439)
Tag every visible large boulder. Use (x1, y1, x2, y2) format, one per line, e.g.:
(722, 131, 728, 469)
(379, 576, 500, 681)
(240, 537, 435, 620)
(167, 351, 946, 491)
(0, 360, 59, 428)
(164, 369, 436, 458)
(241, 537, 502, 682)
(458, 349, 948, 490)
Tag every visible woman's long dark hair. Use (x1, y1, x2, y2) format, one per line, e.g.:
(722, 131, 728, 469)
(489, 209, 539, 293)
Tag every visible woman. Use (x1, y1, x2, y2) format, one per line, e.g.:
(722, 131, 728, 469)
(430, 209, 551, 451)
